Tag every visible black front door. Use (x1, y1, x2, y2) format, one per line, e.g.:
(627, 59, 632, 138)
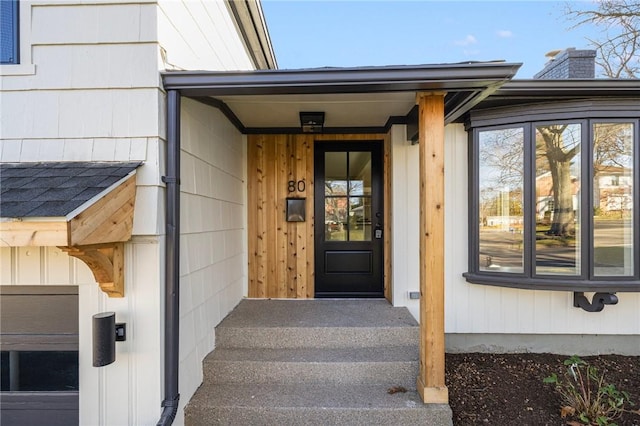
(314, 141, 384, 297)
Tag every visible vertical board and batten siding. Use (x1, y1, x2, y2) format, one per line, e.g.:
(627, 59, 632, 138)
(442, 124, 640, 337)
(247, 133, 391, 300)
(178, 98, 248, 423)
(0, 241, 163, 425)
(391, 125, 421, 316)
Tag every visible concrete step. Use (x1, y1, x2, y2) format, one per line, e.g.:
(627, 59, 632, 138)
(216, 326, 419, 349)
(185, 383, 452, 426)
(215, 299, 419, 349)
(185, 300, 452, 425)
(203, 346, 419, 386)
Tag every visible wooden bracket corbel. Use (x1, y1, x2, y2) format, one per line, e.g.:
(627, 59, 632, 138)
(60, 243, 125, 297)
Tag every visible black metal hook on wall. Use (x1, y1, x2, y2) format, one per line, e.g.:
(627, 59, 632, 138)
(573, 292, 618, 312)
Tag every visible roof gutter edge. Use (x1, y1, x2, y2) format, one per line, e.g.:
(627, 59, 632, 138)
(161, 62, 522, 93)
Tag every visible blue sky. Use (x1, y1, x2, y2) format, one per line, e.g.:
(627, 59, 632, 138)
(261, 1, 599, 78)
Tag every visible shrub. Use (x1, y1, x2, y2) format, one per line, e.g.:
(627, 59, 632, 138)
(543, 355, 635, 425)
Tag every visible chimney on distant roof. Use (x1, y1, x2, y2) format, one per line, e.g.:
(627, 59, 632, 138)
(533, 48, 596, 79)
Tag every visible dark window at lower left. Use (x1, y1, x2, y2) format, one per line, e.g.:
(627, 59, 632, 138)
(0, 351, 79, 392)
(0, 0, 19, 64)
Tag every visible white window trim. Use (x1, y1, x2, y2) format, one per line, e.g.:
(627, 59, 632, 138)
(0, 1, 35, 76)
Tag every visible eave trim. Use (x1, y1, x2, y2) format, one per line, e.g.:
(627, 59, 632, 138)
(162, 62, 522, 96)
(224, 0, 277, 70)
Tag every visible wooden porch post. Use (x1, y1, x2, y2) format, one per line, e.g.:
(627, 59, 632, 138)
(416, 92, 448, 404)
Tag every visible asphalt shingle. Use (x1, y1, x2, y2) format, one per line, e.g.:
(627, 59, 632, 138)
(0, 162, 141, 218)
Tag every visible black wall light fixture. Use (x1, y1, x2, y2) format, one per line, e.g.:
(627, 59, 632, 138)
(300, 112, 325, 133)
(93, 312, 127, 367)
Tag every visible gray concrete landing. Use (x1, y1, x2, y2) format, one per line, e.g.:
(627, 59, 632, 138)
(185, 299, 453, 426)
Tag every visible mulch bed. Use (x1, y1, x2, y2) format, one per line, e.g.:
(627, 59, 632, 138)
(446, 353, 640, 425)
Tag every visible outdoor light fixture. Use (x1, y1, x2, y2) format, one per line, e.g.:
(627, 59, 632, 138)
(299, 112, 325, 133)
(92, 312, 127, 367)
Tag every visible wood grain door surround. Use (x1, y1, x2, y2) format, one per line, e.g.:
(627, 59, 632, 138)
(247, 134, 391, 300)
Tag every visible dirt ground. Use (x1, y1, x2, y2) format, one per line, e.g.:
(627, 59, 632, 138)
(446, 353, 640, 426)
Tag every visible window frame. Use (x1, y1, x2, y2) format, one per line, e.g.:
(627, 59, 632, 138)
(0, 0, 19, 65)
(465, 107, 640, 292)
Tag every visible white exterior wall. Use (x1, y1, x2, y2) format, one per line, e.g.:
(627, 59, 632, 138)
(155, 2, 256, 422)
(157, 0, 254, 71)
(392, 123, 640, 353)
(0, 241, 163, 425)
(2, 0, 255, 423)
(0, 2, 167, 425)
(177, 98, 247, 424)
(391, 125, 420, 319)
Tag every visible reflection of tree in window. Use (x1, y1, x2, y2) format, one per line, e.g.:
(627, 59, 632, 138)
(478, 128, 525, 272)
(593, 123, 634, 276)
(593, 123, 633, 214)
(536, 124, 581, 237)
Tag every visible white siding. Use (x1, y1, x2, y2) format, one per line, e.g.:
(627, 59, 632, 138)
(1, 1, 255, 423)
(443, 124, 640, 337)
(157, 0, 254, 71)
(0, 2, 168, 425)
(176, 98, 247, 424)
(391, 125, 420, 319)
(0, 241, 164, 426)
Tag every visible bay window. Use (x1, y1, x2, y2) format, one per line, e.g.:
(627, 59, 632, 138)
(466, 111, 639, 291)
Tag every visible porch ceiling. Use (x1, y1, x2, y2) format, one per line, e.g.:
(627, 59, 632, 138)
(162, 62, 522, 130)
(216, 92, 415, 128)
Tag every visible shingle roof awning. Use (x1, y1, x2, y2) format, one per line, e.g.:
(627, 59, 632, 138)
(1, 161, 140, 247)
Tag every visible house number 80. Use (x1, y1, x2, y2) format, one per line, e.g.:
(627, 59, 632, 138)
(288, 180, 305, 193)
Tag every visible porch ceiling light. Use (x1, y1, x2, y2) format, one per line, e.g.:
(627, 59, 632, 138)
(299, 111, 325, 133)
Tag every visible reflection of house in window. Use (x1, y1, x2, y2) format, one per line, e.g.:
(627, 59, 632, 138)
(535, 172, 580, 220)
(594, 166, 633, 213)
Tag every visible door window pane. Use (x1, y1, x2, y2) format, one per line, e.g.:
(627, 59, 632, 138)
(348, 197, 371, 241)
(348, 152, 372, 195)
(478, 128, 525, 272)
(535, 123, 581, 275)
(593, 123, 634, 276)
(325, 152, 348, 195)
(325, 197, 347, 241)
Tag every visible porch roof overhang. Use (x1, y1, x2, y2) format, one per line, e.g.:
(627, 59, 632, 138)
(161, 62, 522, 132)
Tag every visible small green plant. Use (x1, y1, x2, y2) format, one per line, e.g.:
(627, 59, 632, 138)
(543, 355, 636, 425)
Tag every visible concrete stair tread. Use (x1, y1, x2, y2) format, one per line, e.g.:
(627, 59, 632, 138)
(218, 299, 418, 328)
(215, 326, 419, 349)
(205, 346, 419, 363)
(187, 383, 437, 410)
(203, 346, 419, 386)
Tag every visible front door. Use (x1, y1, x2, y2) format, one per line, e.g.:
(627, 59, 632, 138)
(314, 141, 384, 297)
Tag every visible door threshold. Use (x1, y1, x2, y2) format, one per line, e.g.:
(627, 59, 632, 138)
(315, 292, 385, 299)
